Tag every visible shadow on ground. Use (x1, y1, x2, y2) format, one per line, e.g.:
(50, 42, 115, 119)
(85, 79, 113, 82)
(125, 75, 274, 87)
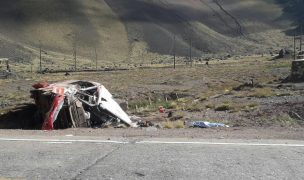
(0, 104, 42, 130)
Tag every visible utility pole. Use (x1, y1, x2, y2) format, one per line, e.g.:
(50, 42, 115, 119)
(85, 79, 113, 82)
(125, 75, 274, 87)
(6, 59, 10, 72)
(95, 47, 98, 70)
(71, 33, 77, 72)
(189, 37, 192, 67)
(39, 41, 42, 73)
(173, 34, 176, 69)
(300, 24, 303, 52)
(294, 31, 296, 60)
(73, 45, 77, 71)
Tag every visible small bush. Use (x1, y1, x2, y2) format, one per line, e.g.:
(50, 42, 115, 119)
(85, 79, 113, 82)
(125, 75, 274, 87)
(174, 120, 185, 129)
(185, 102, 203, 112)
(162, 121, 174, 129)
(215, 103, 233, 111)
(254, 113, 299, 127)
(205, 104, 215, 109)
(199, 96, 208, 101)
(162, 120, 185, 129)
(177, 98, 188, 103)
(272, 114, 298, 127)
(169, 101, 178, 109)
(248, 103, 258, 108)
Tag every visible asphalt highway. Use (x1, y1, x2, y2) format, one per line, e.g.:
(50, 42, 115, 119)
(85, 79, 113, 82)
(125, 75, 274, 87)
(0, 137, 303, 180)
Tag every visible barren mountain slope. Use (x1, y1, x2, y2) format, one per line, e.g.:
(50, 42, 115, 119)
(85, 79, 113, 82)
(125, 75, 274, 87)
(0, 0, 130, 64)
(105, 0, 293, 56)
(0, 0, 297, 65)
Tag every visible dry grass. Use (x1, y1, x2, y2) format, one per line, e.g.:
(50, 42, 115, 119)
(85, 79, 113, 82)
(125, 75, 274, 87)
(205, 104, 215, 109)
(215, 103, 234, 111)
(5, 92, 27, 102)
(256, 113, 299, 127)
(174, 120, 185, 129)
(162, 120, 185, 129)
(212, 101, 259, 112)
(248, 87, 275, 98)
(247, 102, 259, 109)
(162, 121, 174, 129)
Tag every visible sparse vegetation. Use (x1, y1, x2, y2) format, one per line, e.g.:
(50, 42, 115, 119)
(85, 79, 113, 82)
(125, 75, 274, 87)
(128, 97, 178, 114)
(174, 120, 185, 129)
(215, 103, 234, 111)
(248, 87, 275, 98)
(267, 62, 290, 69)
(205, 104, 215, 109)
(162, 120, 185, 129)
(0, 55, 303, 129)
(162, 121, 174, 129)
(247, 103, 259, 109)
(256, 114, 299, 127)
(4, 92, 28, 102)
(184, 101, 204, 112)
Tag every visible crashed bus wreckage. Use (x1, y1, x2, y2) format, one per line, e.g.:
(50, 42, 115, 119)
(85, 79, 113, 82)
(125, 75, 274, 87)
(31, 80, 137, 130)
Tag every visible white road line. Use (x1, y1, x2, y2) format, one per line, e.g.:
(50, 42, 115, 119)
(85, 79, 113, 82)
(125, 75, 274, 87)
(0, 138, 127, 144)
(0, 138, 304, 147)
(137, 141, 304, 147)
(45, 142, 73, 144)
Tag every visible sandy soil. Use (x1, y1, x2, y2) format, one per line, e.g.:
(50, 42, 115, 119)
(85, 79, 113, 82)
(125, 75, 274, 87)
(0, 127, 304, 140)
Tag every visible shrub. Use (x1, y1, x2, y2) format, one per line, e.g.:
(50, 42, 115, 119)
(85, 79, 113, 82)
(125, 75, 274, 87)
(215, 103, 233, 111)
(174, 120, 185, 129)
(162, 121, 174, 129)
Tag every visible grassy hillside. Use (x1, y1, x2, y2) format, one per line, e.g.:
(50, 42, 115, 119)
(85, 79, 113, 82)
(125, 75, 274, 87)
(0, 0, 298, 68)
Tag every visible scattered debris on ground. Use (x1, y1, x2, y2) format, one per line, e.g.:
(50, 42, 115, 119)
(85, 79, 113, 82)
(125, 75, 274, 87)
(187, 121, 229, 128)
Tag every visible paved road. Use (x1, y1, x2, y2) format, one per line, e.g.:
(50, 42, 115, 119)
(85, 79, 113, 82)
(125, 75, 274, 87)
(0, 137, 304, 180)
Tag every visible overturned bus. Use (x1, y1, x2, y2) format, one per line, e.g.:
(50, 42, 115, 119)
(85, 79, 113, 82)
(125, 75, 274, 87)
(31, 80, 136, 130)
